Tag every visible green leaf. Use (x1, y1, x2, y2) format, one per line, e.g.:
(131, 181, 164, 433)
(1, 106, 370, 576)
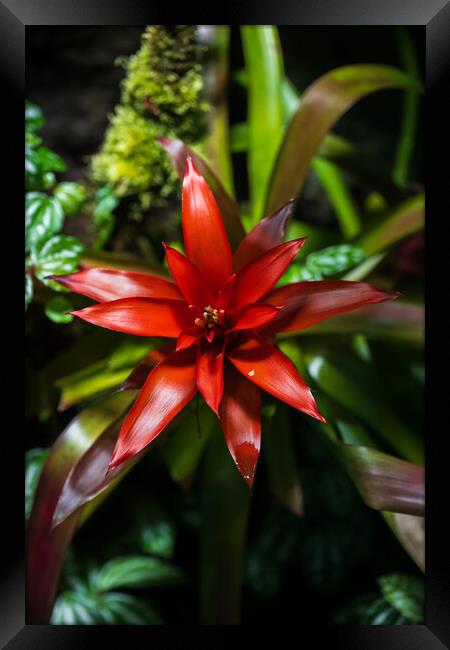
(200, 432, 251, 623)
(25, 192, 65, 252)
(25, 100, 44, 132)
(51, 588, 162, 625)
(378, 573, 424, 622)
(333, 593, 408, 624)
(34, 235, 84, 289)
(355, 194, 424, 256)
(92, 185, 119, 250)
(44, 296, 74, 324)
(54, 182, 88, 216)
(307, 244, 366, 277)
(25, 273, 33, 310)
(140, 521, 176, 559)
(266, 64, 422, 213)
(263, 405, 303, 516)
(304, 349, 424, 464)
(161, 407, 214, 485)
(25, 448, 48, 524)
(95, 556, 184, 591)
(241, 26, 284, 224)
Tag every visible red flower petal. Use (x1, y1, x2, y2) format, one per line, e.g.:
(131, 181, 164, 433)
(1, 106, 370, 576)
(196, 341, 225, 415)
(232, 199, 294, 272)
(120, 343, 176, 391)
(219, 362, 261, 488)
(163, 244, 214, 307)
(227, 333, 325, 423)
(230, 238, 307, 308)
(176, 326, 202, 352)
(262, 280, 400, 335)
(109, 347, 197, 468)
(182, 157, 232, 293)
(48, 268, 182, 302)
(71, 297, 191, 338)
(216, 274, 237, 309)
(228, 303, 280, 331)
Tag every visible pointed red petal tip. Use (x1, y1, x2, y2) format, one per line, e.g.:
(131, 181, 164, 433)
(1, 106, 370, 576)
(234, 441, 259, 488)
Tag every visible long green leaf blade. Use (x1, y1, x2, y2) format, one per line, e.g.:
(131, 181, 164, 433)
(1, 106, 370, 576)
(241, 26, 284, 224)
(266, 64, 422, 213)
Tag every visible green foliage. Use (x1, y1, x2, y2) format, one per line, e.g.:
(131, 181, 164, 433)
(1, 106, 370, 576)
(54, 182, 88, 216)
(45, 296, 74, 324)
(91, 25, 209, 212)
(280, 244, 366, 284)
(333, 572, 424, 624)
(25, 101, 86, 319)
(25, 448, 48, 524)
(95, 555, 184, 591)
(378, 573, 424, 622)
(51, 580, 162, 625)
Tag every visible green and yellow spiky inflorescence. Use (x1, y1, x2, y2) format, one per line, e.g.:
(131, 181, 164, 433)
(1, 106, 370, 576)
(91, 26, 209, 212)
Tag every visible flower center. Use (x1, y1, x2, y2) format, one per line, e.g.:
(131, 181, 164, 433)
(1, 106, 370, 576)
(194, 305, 225, 330)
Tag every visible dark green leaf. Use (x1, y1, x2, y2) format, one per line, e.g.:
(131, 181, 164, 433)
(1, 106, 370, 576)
(34, 235, 84, 289)
(378, 573, 424, 622)
(54, 182, 88, 216)
(25, 273, 33, 310)
(44, 296, 74, 324)
(140, 521, 176, 559)
(25, 100, 44, 132)
(263, 405, 303, 516)
(25, 192, 65, 252)
(95, 556, 184, 591)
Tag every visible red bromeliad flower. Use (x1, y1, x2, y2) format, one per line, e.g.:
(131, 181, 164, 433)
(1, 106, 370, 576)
(52, 159, 398, 486)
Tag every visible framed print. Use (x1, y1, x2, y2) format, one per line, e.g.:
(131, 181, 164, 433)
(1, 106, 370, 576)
(3, 1, 449, 646)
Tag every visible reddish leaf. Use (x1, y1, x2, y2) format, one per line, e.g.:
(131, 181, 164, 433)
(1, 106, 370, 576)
(48, 268, 182, 302)
(71, 297, 192, 338)
(163, 244, 213, 306)
(341, 445, 424, 516)
(181, 157, 232, 293)
(232, 199, 294, 272)
(158, 137, 245, 250)
(228, 303, 279, 331)
(196, 342, 225, 416)
(110, 347, 198, 468)
(26, 392, 135, 623)
(227, 334, 325, 423)
(230, 238, 306, 308)
(220, 362, 261, 487)
(262, 280, 398, 335)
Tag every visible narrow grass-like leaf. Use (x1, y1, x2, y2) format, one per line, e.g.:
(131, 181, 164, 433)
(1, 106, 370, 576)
(393, 28, 421, 187)
(241, 26, 284, 224)
(266, 64, 421, 213)
(200, 432, 251, 623)
(355, 194, 424, 256)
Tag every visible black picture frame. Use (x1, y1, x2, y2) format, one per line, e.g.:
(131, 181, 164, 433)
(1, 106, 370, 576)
(6, 1, 449, 646)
